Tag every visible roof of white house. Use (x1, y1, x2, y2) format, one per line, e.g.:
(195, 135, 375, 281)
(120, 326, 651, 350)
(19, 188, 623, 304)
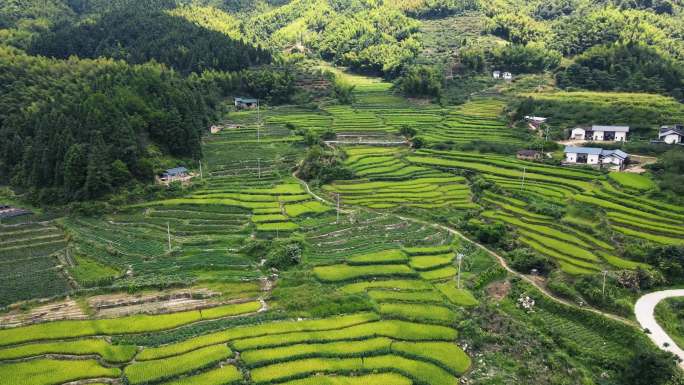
(525, 116, 547, 122)
(591, 125, 630, 132)
(659, 125, 684, 137)
(572, 127, 586, 132)
(564, 146, 603, 155)
(601, 149, 629, 160)
(235, 97, 257, 103)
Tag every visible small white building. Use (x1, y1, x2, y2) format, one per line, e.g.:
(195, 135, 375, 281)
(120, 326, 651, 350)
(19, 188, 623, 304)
(601, 149, 630, 169)
(234, 97, 258, 109)
(570, 125, 629, 141)
(503, 72, 513, 81)
(210, 125, 222, 134)
(564, 146, 602, 165)
(563, 146, 630, 170)
(658, 125, 684, 144)
(492, 71, 501, 79)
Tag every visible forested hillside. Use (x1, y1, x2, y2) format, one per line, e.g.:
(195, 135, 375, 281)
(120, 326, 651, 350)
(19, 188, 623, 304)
(0, 47, 212, 201)
(30, 3, 271, 74)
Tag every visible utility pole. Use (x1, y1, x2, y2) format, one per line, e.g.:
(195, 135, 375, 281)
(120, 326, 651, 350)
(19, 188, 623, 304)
(167, 222, 172, 252)
(455, 253, 464, 289)
(520, 167, 527, 192)
(199, 160, 203, 180)
(336, 193, 341, 224)
(602, 270, 608, 300)
(257, 158, 261, 179)
(257, 99, 261, 143)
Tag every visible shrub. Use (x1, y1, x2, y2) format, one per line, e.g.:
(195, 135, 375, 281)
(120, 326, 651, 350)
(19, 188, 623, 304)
(507, 248, 555, 276)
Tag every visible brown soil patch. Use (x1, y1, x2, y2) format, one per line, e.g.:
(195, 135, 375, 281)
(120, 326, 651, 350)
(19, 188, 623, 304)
(0, 299, 87, 327)
(87, 288, 222, 318)
(486, 280, 511, 301)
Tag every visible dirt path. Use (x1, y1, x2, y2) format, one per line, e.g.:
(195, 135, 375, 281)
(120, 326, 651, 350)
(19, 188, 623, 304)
(294, 174, 637, 328)
(635, 290, 684, 367)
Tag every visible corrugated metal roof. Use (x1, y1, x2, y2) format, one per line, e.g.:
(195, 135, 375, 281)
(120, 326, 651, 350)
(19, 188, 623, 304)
(564, 146, 603, 155)
(601, 149, 629, 159)
(164, 167, 188, 176)
(591, 125, 630, 132)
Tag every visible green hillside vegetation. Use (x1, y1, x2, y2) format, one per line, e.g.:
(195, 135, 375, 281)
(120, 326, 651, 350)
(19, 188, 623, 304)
(30, 3, 271, 75)
(1, 1, 684, 385)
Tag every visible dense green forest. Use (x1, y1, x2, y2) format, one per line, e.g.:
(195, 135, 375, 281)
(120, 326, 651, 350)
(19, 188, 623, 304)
(0, 47, 212, 202)
(1, 0, 683, 202)
(30, 4, 272, 75)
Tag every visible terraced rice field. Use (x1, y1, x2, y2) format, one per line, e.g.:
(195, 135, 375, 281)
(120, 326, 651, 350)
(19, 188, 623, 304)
(324, 147, 477, 210)
(0, 222, 69, 306)
(421, 99, 526, 145)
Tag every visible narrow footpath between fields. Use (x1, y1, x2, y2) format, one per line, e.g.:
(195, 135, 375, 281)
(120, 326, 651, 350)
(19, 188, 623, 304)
(635, 290, 684, 368)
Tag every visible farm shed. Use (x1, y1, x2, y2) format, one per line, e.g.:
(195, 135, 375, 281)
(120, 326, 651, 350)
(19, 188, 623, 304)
(234, 97, 257, 109)
(160, 167, 189, 183)
(524, 116, 547, 130)
(658, 125, 684, 144)
(516, 150, 542, 161)
(0, 205, 32, 221)
(571, 125, 629, 141)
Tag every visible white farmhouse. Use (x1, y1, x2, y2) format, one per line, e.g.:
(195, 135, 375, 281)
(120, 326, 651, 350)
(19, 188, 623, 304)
(570, 125, 629, 141)
(563, 146, 630, 170)
(658, 125, 684, 144)
(503, 72, 513, 80)
(564, 146, 602, 165)
(600, 149, 630, 169)
(492, 71, 501, 79)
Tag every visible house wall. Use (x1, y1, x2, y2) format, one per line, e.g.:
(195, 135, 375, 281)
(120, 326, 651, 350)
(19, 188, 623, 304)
(664, 134, 682, 144)
(571, 128, 585, 140)
(565, 153, 599, 164)
(592, 131, 605, 141)
(614, 132, 627, 141)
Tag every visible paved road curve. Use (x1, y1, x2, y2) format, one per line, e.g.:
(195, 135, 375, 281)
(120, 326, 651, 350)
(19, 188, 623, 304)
(635, 289, 684, 367)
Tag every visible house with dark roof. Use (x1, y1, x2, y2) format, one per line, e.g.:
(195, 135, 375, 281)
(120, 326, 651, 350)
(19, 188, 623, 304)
(563, 146, 630, 170)
(571, 125, 629, 142)
(234, 97, 257, 110)
(516, 150, 542, 161)
(658, 125, 684, 144)
(0, 205, 32, 221)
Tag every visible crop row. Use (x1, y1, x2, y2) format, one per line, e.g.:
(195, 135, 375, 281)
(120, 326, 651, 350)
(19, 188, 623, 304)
(0, 301, 262, 347)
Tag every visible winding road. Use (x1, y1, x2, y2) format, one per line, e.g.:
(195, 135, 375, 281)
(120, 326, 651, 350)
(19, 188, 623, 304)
(635, 290, 684, 367)
(295, 165, 684, 367)
(294, 173, 636, 327)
